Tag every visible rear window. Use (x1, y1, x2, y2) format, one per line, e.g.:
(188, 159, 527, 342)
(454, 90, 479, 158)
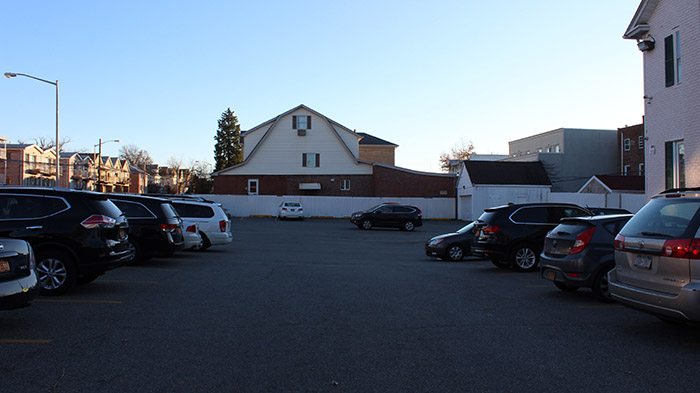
(551, 221, 593, 236)
(90, 199, 125, 219)
(161, 203, 181, 220)
(0, 195, 68, 219)
(112, 200, 155, 218)
(172, 203, 214, 218)
(283, 202, 301, 207)
(621, 198, 700, 238)
(511, 207, 548, 223)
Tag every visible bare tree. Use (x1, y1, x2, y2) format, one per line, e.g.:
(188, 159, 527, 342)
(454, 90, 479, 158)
(166, 156, 187, 194)
(31, 136, 71, 151)
(439, 139, 476, 172)
(119, 144, 153, 169)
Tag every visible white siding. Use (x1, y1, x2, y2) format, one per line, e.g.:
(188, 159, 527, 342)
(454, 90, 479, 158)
(642, 0, 700, 197)
(223, 108, 372, 176)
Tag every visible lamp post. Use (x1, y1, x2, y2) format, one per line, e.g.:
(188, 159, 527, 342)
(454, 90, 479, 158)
(4, 72, 60, 186)
(94, 139, 120, 192)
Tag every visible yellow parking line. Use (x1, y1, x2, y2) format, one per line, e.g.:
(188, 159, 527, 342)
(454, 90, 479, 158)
(34, 299, 122, 304)
(0, 339, 52, 344)
(577, 305, 625, 309)
(97, 280, 159, 284)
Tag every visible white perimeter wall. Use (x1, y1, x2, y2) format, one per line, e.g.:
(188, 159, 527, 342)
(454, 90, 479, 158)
(199, 192, 647, 221)
(201, 195, 456, 219)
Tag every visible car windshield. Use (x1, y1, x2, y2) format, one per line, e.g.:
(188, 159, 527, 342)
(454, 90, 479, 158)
(621, 198, 700, 238)
(456, 222, 475, 234)
(368, 204, 388, 212)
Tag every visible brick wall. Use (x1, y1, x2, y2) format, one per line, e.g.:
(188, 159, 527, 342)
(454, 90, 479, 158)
(359, 146, 395, 166)
(214, 174, 375, 196)
(372, 165, 455, 197)
(618, 123, 645, 175)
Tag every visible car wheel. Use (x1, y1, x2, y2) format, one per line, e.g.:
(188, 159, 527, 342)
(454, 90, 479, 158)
(402, 221, 415, 232)
(361, 219, 372, 230)
(127, 239, 143, 264)
(35, 250, 77, 296)
(490, 259, 510, 269)
(510, 243, 540, 272)
(446, 244, 464, 261)
(197, 233, 211, 251)
(554, 282, 579, 292)
(592, 266, 615, 303)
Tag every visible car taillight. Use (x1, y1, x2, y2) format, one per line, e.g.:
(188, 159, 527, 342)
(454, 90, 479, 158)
(81, 215, 116, 229)
(482, 225, 500, 235)
(570, 227, 595, 254)
(282, 208, 288, 211)
(186, 225, 197, 233)
(662, 239, 700, 259)
(159, 224, 178, 232)
(614, 234, 625, 251)
(219, 220, 227, 232)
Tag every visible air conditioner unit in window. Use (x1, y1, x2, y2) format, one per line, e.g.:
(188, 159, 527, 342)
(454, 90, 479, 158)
(297, 129, 306, 136)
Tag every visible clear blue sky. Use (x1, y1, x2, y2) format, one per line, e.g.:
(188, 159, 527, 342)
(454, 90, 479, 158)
(1, 0, 644, 172)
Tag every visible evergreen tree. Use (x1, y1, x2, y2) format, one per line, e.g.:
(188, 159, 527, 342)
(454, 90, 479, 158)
(214, 108, 243, 171)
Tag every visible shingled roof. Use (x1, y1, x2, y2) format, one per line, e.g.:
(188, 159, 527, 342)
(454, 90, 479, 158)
(586, 175, 645, 192)
(463, 161, 551, 186)
(357, 132, 397, 146)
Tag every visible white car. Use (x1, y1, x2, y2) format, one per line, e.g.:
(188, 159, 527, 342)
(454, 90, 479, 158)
(278, 201, 304, 220)
(169, 200, 233, 251)
(182, 221, 203, 250)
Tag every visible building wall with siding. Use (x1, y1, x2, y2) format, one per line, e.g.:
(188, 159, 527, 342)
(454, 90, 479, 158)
(641, 0, 700, 197)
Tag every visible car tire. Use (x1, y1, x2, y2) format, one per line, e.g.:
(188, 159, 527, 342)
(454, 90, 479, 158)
(128, 239, 145, 264)
(35, 249, 77, 296)
(592, 266, 615, 303)
(554, 282, 579, 292)
(446, 244, 464, 261)
(402, 221, 415, 232)
(197, 233, 211, 251)
(510, 243, 540, 272)
(490, 259, 510, 269)
(361, 219, 372, 230)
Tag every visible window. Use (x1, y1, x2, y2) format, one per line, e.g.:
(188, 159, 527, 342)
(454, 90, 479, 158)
(293, 115, 311, 130)
(302, 153, 320, 168)
(623, 165, 631, 176)
(248, 179, 258, 195)
(623, 138, 631, 151)
(638, 136, 645, 150)
(554, 145, 560, 153)
(112, 200, 156, 218)
(0, 195, 68, 219)
(665, 32, 681, 87)
(172, 203, 214, 218)
(340, 179, 350, 191)
(639, 163, 645, 176)
(665, 140, 685, 189)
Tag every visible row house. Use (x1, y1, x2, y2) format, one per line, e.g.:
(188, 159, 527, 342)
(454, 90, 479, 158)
(3, 144, 58, 187)
(95, 156, 130, 192)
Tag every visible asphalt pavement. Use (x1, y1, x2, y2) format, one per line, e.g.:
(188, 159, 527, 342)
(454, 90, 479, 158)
(2, 218, 700, 392)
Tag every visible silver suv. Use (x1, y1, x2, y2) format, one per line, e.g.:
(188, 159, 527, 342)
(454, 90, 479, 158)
(609, 188, 700, 323)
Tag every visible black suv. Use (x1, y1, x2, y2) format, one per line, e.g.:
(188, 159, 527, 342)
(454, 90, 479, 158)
(472, 203, 592, 271)
(350, 203, 423, 231)
(0, 187, 134, 295)
(108, 194, 185, 262)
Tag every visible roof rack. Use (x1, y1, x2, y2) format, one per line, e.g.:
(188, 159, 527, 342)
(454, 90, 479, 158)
(659, 187, 700, 194)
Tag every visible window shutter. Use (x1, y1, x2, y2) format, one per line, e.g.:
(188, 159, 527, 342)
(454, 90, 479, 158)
(315, 153, 320, 167)
(665, 141, 673, 189)
(307, 116, 312, 129)
(665, 35, 675, 87)
(302, 153, 307, 167)
(293, 116, 297, 129)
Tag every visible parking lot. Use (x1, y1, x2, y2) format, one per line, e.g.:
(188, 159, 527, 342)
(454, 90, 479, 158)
(2, 217, 700, 392)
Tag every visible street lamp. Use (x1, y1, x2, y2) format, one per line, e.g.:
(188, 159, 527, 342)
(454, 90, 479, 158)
(4, 72, 60, 186)
(94, 139, 120, 192)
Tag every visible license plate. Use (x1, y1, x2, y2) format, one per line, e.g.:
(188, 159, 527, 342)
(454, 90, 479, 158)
(634, 254, 652, 270)
(545, 271, 556, 280)
(0, 260, 9, 273)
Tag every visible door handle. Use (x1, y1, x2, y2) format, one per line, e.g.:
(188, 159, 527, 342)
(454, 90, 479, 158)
(25, 226, 43, 230)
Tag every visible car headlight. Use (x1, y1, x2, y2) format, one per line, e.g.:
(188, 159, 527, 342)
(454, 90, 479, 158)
(429, 238, 444, 246)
